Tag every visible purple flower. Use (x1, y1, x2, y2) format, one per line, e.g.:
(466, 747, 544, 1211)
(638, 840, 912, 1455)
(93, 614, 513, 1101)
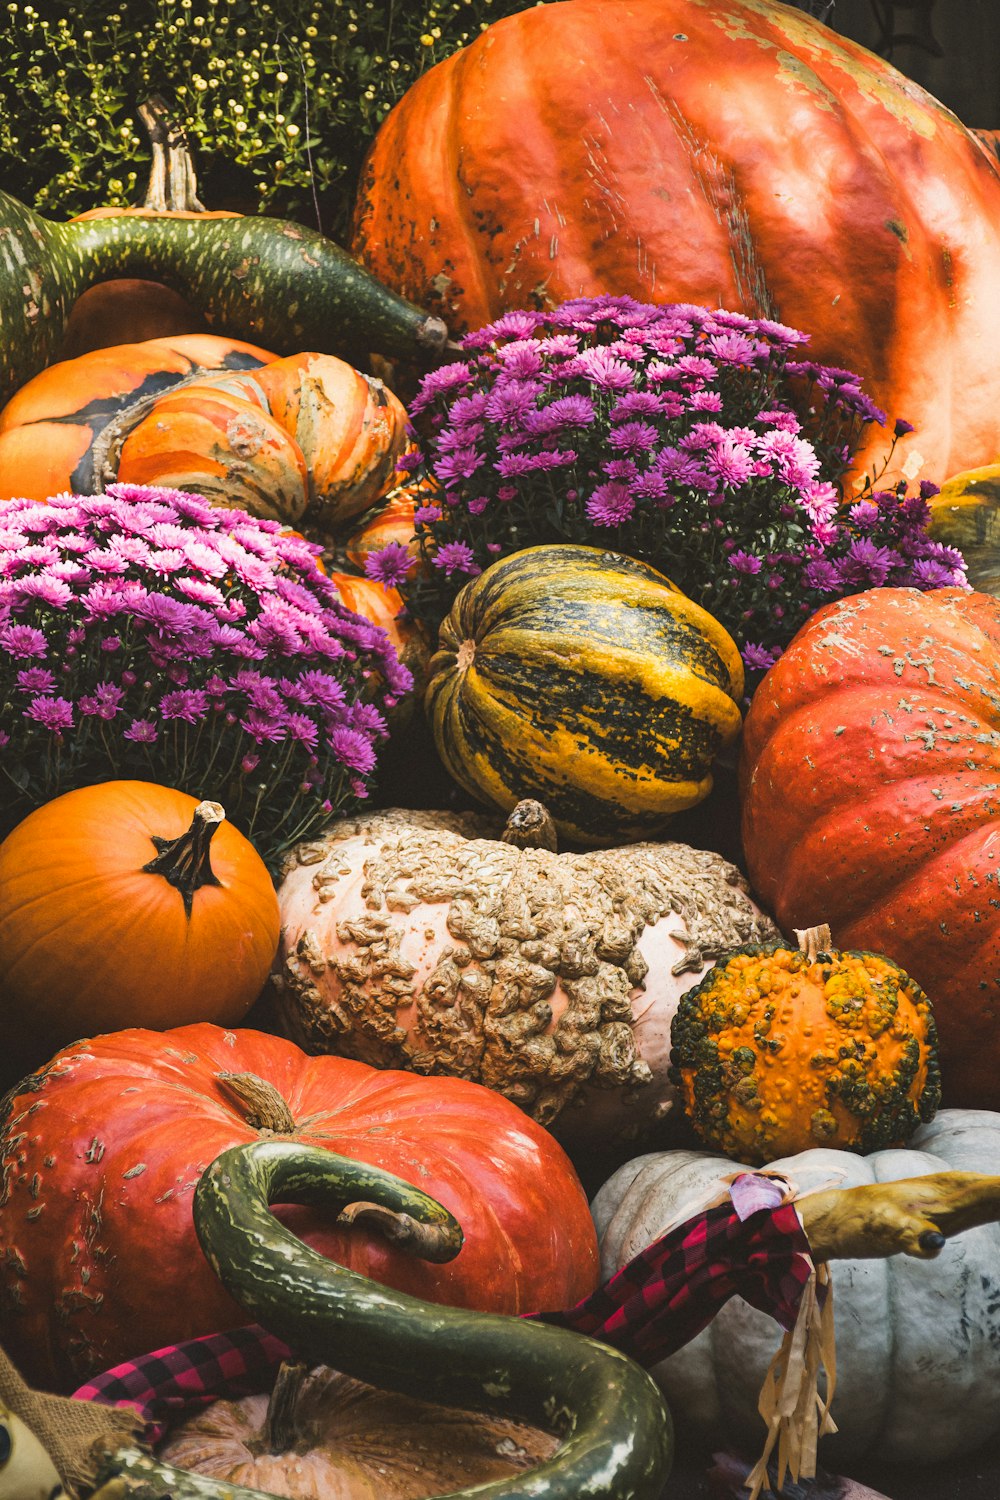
(298, 670, 349, 713)
(79, 682, 125, 720)
(10, 574, 74, 609)
(706, 437, 753, 488)
(728, 550, 763, 576)
(568, 347, 636, 391)
(15, 667, 56, 693)
(328, 725, 378, 775)
(836, 537, 902, 587)
(0, 624, 48, 658)
(585, 482, 635, 527)
(365, 542, 415, 589)
(741, 642, 778, 671)
(894, 418, 916, 438)
(410, 361, 475, 415)
(413, 503, 443, 526)
(24, 695, 74, 732)
(608, 421, 659, 457)
(435, 447, 486, 487)
(159, 688, 211, 724)
(241, 710, 287, 743)
(432, 541, 480, 577)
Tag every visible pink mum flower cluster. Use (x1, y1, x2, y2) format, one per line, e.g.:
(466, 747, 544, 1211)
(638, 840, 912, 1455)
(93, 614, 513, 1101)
(0, 485, 412, 862)
(376, 295, 966, 675)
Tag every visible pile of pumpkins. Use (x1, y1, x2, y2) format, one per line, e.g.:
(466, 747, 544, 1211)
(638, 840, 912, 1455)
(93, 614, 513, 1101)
(5, 0, 1000, 1494)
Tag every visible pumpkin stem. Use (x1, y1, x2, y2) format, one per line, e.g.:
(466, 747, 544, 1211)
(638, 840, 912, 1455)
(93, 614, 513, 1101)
(501, 800, 558, 854)
(137, 94, 206, 212)
(337, 1199, 464, 1263)
(215, 1072, 298, 1135)
(456, 638, 477, 672)
(794, 924, 833, 963)
(260, 1360, 310, 1455)
(142, 800, 224, 917)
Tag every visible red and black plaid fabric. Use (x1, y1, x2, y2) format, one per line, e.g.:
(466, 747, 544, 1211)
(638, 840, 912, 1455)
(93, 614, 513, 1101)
(72, 1199, 813, 1443)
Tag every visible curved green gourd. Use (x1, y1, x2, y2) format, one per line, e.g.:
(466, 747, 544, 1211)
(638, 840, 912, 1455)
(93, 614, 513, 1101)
(0, 188, 448, 407)
(89, 1141, 674, 1500)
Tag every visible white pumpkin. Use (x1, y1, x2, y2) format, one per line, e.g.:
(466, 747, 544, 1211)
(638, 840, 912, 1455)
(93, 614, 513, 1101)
(592, 1109, 1000, 1463)
(270, 806, 779, 1142)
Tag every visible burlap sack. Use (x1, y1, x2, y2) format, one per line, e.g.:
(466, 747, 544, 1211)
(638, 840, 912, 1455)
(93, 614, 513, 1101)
(0, 1344, 143, 1496)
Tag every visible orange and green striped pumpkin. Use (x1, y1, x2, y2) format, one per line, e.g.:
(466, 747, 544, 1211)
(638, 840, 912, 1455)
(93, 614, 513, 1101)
(424, 544, 744, 846)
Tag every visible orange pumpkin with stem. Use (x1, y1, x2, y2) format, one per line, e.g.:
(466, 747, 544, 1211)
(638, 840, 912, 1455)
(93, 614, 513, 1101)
(0, 780, 280, 1061)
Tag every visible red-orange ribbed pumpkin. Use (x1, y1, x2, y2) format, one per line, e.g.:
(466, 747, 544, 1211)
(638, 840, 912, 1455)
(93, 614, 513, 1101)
(0, 1023, 599, 1390)
(739, 587, 1000, 1108)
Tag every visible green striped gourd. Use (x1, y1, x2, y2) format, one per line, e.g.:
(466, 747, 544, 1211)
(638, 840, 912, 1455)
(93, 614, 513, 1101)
(0, 188, 447, 408)
(89, 1141, 674, 1500)
(424, 544, 745, 845)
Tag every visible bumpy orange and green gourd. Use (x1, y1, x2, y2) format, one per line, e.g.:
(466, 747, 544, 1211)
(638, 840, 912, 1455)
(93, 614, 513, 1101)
(669, 924, 941, 1165)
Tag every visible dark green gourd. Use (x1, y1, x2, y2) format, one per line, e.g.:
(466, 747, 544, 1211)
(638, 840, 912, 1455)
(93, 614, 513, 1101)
(0, 187, 448, 406)
(88, 1140, 675, 1500)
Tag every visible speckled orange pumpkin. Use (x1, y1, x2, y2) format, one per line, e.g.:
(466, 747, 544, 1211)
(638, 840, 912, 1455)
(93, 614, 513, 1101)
(669, 924, 941, 1164)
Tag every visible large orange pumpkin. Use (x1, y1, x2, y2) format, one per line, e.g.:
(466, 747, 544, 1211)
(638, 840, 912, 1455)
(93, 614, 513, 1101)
(353, 0, 1000, 485)
(0, 780, 280, 1061)
(739, 587, 1000, 1109)
(0, 1023, 599, 1390)
(0, 333, 275, 502)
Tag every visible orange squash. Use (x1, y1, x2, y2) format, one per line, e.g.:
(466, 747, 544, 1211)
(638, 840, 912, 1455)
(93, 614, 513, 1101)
(0, 780, 280, 1059)
(0, 333, 275, 503)
(117, 353, 408, 537)
(668, 924, 941, 1164)
(0, 345, 408, 536)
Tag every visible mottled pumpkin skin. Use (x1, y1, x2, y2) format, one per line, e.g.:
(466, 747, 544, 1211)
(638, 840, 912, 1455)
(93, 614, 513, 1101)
(740, 587, 1000, 1108)
(0, 1023, 598, 1390)
(272, 807, 779, 1141)
(425, 545, 744, 845)
(352, 0, 1000, 486)
(669, 940, 940, 1163)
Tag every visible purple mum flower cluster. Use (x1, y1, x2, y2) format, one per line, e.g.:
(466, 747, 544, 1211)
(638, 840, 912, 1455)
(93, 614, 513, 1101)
(378, 296, 966, 676)
(0, 485, 412, 862)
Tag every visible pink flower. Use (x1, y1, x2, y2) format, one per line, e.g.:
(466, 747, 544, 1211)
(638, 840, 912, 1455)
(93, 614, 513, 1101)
(24, 695, 74, 732)
(328, 725, 378, 774)
(0, 624, 48, 658)
(585, 482, 634, 527)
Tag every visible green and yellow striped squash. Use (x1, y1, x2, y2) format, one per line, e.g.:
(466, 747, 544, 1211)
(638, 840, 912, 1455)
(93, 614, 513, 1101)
(928, 463, 1000, 596)
(424, 545, 744, 846)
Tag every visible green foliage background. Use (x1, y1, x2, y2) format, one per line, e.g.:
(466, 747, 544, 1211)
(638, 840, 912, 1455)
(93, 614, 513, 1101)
(0, 0, 538, 240)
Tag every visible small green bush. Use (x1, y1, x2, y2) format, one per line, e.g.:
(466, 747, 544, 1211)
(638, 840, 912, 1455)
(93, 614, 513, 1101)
(0, 0, 540, 238)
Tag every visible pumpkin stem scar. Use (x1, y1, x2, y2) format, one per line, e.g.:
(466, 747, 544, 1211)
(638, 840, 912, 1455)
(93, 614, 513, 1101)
(142, 800, 225, 918)
(215, 1071, 298, 1135)
(456, 638, 477, 671)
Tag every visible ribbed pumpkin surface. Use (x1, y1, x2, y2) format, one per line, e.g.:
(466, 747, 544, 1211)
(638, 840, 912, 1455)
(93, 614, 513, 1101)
(424, 545, 744, 845)
(352, 0, 1000, 487)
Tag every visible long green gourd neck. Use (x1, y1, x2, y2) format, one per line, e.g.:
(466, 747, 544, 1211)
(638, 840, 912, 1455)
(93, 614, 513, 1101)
(0, 188, 448, 408)
(89, 1139, 674, 1500)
